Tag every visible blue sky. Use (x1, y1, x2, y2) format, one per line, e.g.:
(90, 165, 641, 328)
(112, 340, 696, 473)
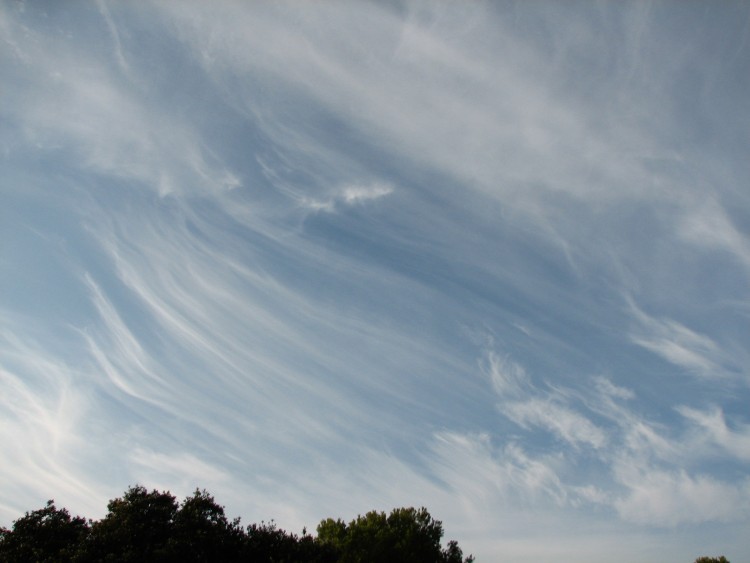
(2, 1, 749, 561)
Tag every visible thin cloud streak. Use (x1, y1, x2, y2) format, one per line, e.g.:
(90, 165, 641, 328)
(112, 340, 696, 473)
(627, 298, 731, 378)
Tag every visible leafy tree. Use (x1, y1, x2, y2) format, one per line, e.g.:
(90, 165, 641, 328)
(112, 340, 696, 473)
(1, 485, 472, 562)
(245, 520, 299, 561)
(245, 520, 337, 562)
(316, 506, 473, 563)
(79, 486, 254, 562)
(169, 489, 246, 562)
(694, 557, 730, 563)
(316, 518, 348, 551)
(0, 500, 89, 562)
(80, 485, 178, 562)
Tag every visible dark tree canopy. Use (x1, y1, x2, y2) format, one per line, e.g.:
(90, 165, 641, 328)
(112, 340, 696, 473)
(82, 485, 179, 562)
(169, 489, 246, 562)
(694, 557, 731, 563)
(0, 500, 88, 563)
(0, 486, 471, 563)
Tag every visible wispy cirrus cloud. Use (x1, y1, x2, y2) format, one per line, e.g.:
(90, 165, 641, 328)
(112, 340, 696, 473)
(627, 298, 731, 378)
(503, 399, 607, 450)
(0, 4, 239, 198)
(485, 352, 606, 450)
(482, 347, 750, 528)
(299, 182, 394, 213)
(678, 405, 750, 462)
(613, 463, 750, 526)
(0, 322, 108, 521)
(678, 196, 750, 272)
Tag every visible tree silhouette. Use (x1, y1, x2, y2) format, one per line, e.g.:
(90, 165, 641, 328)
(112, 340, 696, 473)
(81, 485, 178, 562)
(0, 500, 88, 562)
(169, 489, 246, 562)
(0, 486, 471, 562)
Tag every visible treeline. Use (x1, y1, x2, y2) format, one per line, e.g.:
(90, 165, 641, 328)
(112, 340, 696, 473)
(0, 485, 473, 562)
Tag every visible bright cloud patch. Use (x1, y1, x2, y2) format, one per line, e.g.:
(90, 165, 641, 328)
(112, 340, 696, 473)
(614, 466, 750, 526)
(341, 183, 393, 204)
(628, 301, 727, 377)
(301, 182, 394, 212)
(502, 399, 607, 450)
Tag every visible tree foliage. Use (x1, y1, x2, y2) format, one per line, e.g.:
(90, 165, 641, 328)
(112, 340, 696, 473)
(0, 500, 88, 562)
(82, 485, 179, 562)
(316, 507, 473, 563)
(0, 486, 470, 562)
(694, 557, 730, 563)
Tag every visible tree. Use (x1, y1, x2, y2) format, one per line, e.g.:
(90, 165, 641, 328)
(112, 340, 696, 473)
(79, 486, 254, 562)
(694, 557, 730, 563)
(0, 500, 89, 562)
(316, 506, 473, 563)
(169, 489, 246, 562)
(81, 485, 178, 562)
(244, 519, 337, 562)
(1, 486, 472, 562)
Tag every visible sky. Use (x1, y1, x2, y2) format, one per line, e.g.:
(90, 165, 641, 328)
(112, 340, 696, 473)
(1, 1, 750, 561)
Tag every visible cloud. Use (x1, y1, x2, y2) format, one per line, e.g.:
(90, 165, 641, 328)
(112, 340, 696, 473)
(0, 5, 239, 198)
(589, 376, 680, 465)
(526, 375, 747, 528)
(428, 431, 568, 508)
(502, 399, 607, 450)
(0, 323, 107, 522)
(84, 274, 161, 390)
(96, 0, 129, 74)
(484, 352, 531, 398)
(628, 299, 728, 378)
(342, 183, 393, 205)
(613, 463, 750, 526)
(594, 376, 635, 401)
(485, 351, 606, 450)
(481, 349, 750, 526)
(679, 197, 750, 271)
(300, 181, 394, 212)
(678, 405, 750, 462)
(146, 0, 670, 222)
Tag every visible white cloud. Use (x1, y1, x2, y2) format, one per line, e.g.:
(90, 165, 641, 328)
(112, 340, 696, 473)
(483, 352, 531, 398)
(341, 183, 393, 205)
(486, 352, 606, 450)
(503, 443, 568, 506)
(482, 351, 739, 526)
(589, 376, 678, 464)
(299, 182, 394, 212)
(614, 464, 750, 526)
(594, 376, 635, 401)
(679, 197, 750, 271)
(96, 0, 129, 74)
(502, 399, 607, 450)
(0, 325, 108, 523)
(628, 299, 727, 377)
(0, 7, 239, 198)
(428, 431, 568, 508)
(678, 406, 750, 462)
(147, 0, 668, 220)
